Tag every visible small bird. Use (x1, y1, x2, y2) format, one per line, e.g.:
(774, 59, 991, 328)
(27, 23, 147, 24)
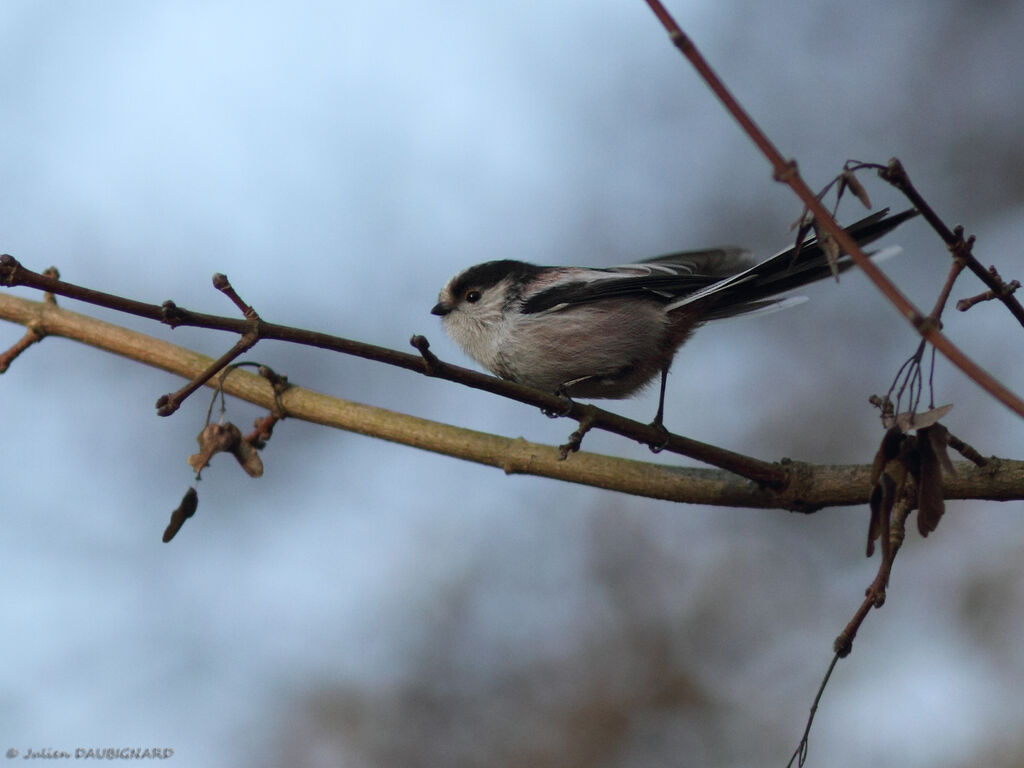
(431, 208, 917, 427)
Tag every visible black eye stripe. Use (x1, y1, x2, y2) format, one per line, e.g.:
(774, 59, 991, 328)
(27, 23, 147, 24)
(448, 260, 545, 303)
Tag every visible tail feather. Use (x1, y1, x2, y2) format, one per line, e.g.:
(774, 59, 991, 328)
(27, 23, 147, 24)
(670, 207, 918, 318)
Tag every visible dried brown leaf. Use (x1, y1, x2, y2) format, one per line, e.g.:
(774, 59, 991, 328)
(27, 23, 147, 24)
(233, 438, 265, 478)
(811, 220, 841, 280)
(867, 483, 882, 558)
(789, 209, 814, 262)
(188, 422, 243, 477)
(162, 486, 199, 543)
(840, 168, 872, 209)
(871, 426, 904, 486)
(925, 422, 957, 476)
(915, 427, 945, 536)
(885, 403, 954, 431)
(867, 473, 896, 559)
(790, 207, 814, 235)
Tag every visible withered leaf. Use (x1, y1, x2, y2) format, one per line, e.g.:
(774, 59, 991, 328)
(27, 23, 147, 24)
(188, 422, 243, 478)
(233, 438, 264, 478)
(811, 220, 842, 280)
(925, 422, 957, 476)
(790, 208, 814, 236)
(916, 426, 947, 536)
(162, 486, 198, 543)
(840, 168, 872, 209)
(887, 403, 954, 432)
(867, 473, 896, 560)
(871, 426, 905, 486)
(789, 209, 814, 262)
(867, 483, 882, 558)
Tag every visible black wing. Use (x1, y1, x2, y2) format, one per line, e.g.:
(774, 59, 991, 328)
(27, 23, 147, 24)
(521, 247, 754, 314)
(522, 208, 917, 315)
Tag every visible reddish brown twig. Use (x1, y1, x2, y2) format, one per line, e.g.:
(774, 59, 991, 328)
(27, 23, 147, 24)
(156, 274, 263, 416)
(787, 653, 841, 768)
(641, 2, 1024, 420)
(410, 334, 440, 374)
(156, 331, 259, 416)
(957, 273, 1020, 313)
(213, 272, 259, 320)
(882, 256, 967, 417)
(945, 431, 988, 467)
(836, 495, 912, 658)
(879, 159, 1024, 328)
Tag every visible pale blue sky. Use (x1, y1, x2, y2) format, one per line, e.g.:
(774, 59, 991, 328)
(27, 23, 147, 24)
(2, 2, 1023, 766)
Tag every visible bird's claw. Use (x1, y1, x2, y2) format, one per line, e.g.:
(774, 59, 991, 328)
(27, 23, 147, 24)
(542, 385, 575, 418)
(647, 419, 671, 453)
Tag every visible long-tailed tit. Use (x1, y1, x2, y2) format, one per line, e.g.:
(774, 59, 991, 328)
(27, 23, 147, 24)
(431, 208, 917, 426)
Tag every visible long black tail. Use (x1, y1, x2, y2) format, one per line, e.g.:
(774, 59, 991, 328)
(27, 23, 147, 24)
(683, 207, 918, 319)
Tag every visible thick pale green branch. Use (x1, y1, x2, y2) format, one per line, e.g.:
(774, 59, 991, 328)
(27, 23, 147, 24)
(1, 292, 1021, 509)
(0, 255, 787, 486)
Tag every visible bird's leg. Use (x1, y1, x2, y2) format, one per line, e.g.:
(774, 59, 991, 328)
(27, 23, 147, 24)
(550, 377, 609, 457)
(648, 365, 671, 453)
(542, 380, 581, 418)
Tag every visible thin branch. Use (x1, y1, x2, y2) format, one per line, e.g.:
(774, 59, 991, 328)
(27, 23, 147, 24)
(0, 265, 58, 371)
(641, 1, 1024, 420)
(882, 258, 964, 418)
(2, 292, 1021, 508)
(946, 431, 988, 467)
(156, 274, 263, 416)
(879, 159, 1024, 328)
(834, 494, 912, 658)
(156, 330, 259, 416)
(957, 276, 1021, 313)
(787, 652, 840, 768)
(0, 320, 45, 372)
(0, 254, 788, 487)
(930, 258, 968, 321)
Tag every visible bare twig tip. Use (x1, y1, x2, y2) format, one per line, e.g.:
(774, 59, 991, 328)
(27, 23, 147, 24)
(213, 274, 258, 320)
(0, 254, 21, 286)
(410, 334, 440, 373)
(155, 393, 179, 417)
(840, 168, 872, 209)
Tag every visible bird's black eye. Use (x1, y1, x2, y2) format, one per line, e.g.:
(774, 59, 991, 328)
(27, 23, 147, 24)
(465, 290, 482, 304)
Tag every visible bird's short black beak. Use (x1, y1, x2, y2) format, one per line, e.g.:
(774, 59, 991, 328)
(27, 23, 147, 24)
(431, 302, 450, 317)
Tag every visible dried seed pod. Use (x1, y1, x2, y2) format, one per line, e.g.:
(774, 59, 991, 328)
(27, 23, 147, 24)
(915, 426, 946, 536)
(232, 438, 264, 478)
(811, 219, 841, 280)
(871, 426, 904, 486)
(840, 168, 872, 209)
(163, 487, 199, 543)
(890, 403, 954, 432)
(188, 422, 243, 478)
